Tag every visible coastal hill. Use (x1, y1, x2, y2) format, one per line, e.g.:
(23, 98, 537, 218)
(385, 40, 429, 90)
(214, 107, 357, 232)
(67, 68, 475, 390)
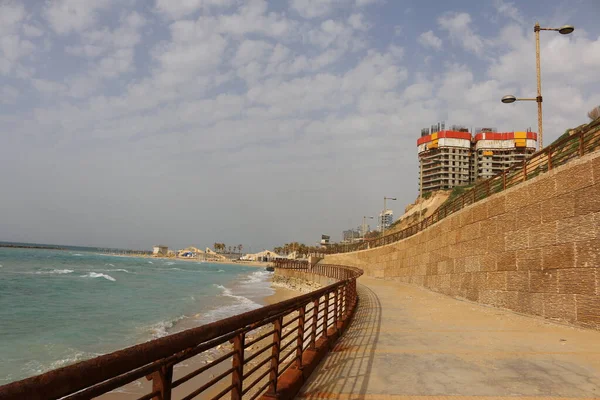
(386, 190, 450, 235)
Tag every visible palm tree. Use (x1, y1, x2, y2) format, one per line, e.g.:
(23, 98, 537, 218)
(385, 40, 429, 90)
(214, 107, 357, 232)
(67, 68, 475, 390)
(238, 244, 243, 255)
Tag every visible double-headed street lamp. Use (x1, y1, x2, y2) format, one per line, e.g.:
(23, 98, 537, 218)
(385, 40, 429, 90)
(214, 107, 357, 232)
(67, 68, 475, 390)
(381, 197, 397, 237)
(501, 23, 574, 150)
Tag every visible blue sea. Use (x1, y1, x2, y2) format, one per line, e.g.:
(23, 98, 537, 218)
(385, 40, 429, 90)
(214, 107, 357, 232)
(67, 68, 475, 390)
(0, 247, 273, 384)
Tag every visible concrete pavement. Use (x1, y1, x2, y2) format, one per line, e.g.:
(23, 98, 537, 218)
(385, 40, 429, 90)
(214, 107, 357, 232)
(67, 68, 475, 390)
(299, 276, 600, 399)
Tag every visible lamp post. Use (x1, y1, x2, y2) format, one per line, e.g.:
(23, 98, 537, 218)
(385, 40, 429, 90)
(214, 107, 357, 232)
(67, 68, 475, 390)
(362, 216, 373, 238)
(501, 23, 574, 150)
(381, 197, 397, 237)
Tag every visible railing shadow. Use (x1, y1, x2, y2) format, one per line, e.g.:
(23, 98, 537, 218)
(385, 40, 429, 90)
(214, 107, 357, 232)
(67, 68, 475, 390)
(298, 283, 382, 398)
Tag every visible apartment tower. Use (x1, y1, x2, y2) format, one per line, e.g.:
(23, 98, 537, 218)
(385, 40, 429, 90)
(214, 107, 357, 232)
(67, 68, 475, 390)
(417, 123, 538, 194)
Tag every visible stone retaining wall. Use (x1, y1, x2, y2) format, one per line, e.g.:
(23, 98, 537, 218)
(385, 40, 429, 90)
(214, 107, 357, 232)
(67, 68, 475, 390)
(325, 151, 600, 330)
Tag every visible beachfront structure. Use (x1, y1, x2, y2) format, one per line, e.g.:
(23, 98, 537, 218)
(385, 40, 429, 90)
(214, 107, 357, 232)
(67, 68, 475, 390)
(378, 210, 394, 231)
(240, 250, 282, 262)
(417, 124, 538, 193)
(152, 245, 168, 256)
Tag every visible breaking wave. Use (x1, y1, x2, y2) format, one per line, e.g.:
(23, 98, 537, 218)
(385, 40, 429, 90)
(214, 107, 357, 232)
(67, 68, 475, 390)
(80, 272, 116, 281)
(35, 269, 74, 275)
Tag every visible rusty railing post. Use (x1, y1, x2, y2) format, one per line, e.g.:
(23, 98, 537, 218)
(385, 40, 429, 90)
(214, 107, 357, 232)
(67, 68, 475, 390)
(231, 332, 245, 400)
(266, 317, 283, 397)
(148, 365, 173, 400)
(310, 299, 318, 349)
(323, 293, 330, 334)
(333, 286, 339, 330)
(502, 170, 506, 190)
(523, 161, 527, 181)
(548, 148, 553, 170)
(579, 133, 585, 157)
(296, 305, 305, 369)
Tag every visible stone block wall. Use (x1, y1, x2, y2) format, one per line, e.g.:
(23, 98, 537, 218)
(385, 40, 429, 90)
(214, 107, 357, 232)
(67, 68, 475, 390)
(325, 152, 600, 330)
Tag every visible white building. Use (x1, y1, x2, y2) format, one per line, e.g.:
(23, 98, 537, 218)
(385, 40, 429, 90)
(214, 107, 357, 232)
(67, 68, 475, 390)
(152, 245, 168, 256)
(378, 210, 394, 231)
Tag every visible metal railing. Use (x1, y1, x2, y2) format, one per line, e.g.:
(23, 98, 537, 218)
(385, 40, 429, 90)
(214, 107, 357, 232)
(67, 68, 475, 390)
(334, 118, 600, 253)
(0, 264, 362, 400)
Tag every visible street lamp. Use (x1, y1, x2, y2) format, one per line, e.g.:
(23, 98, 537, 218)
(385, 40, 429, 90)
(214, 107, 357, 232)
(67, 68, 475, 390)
(501, 22, 574, 150)
(381, 197, 397, 237)
(362, 216, 373, 238)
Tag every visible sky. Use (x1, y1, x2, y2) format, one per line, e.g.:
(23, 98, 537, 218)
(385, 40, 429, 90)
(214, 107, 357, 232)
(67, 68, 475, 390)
(1, 0, 600, 251)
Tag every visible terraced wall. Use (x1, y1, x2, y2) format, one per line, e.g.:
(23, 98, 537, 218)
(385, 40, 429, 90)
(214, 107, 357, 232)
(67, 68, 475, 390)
(325, 151, 600, 330)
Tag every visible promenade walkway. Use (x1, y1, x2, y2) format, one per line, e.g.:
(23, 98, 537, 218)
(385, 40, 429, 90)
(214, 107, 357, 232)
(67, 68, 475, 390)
(299, 276, 600, 400)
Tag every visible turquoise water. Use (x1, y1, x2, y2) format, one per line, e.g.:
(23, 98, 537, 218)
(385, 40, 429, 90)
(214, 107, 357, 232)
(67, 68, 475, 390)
(0, 248, 273, 384)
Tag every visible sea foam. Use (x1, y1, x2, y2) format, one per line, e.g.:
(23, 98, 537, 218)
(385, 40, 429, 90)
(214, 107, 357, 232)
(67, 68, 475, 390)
(149, 315, 186, 338)
(203, 284, 263, 322)
(80, 272, 116, 281)
(35, 269, 74, 275)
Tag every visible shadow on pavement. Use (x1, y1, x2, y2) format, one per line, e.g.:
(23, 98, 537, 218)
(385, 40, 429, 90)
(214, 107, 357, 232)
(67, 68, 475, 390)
(299, 283, 382, 399)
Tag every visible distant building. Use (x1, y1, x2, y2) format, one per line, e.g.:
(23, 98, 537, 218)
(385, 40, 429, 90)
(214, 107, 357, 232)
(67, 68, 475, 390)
(360, 224, 371, 237)
(342, 229, 361, 243)
(417, 123, 538, 193)
(152, 245, 168, 256)
(378, 210, 394, 231)
(320, 234, 331, 247)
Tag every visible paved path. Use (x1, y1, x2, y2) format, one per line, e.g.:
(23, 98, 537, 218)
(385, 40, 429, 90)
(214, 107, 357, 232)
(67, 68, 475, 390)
(299, 276, 600, 400)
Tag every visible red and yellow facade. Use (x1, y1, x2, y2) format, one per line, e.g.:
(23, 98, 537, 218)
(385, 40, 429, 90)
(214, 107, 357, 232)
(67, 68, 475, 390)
(417, 129, 538, 193)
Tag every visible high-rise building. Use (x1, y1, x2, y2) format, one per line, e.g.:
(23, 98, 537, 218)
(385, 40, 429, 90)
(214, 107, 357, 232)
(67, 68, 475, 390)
(417, 124, 538, 193)
(360, 224, 371, 237)
(417, 127, 473, 192)
(378, 210, 394, 231)
(473, 130, 538, 180)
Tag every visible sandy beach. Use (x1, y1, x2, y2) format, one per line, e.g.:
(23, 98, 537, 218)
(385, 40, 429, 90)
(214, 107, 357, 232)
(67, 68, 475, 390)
(101, 251, 273, 269)
(101, 275, 315, 399)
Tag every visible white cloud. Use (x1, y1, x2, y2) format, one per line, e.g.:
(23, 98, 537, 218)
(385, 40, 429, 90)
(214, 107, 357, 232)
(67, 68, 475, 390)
(493, 0, 524, 24)
(22, 24, 44, 37)
(290, 0, 374, 19)
(488, 25, 600, 86)
(44, 0, 114, 34)
(32, 78, 68, 94)
(233, 40, 273, 67)
(66, 11, 146, 59)
(348, 13, 368, 31)
(438, 12, 485, 56)
(0, 35, 35, 76)
(0, 85, 19, 104)
(418, 30, 442, 50)
(0, 1, 35, 76)
(403, 82, 433, 100)
(290, 0, 341, 18)
(0, 1, 25, 36)
(195, 0, 293, 38)
(154, 0, 237, 19)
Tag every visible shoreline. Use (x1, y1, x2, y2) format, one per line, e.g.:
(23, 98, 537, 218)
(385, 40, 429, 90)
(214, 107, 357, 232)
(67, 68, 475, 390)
(100, 274, 317, 399)
(98, 251, 274, 268)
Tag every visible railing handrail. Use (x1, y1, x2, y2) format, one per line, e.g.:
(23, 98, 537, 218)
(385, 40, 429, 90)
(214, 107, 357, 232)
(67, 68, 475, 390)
(331, 118, 600, 254)
(0, 264, 362, 400)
